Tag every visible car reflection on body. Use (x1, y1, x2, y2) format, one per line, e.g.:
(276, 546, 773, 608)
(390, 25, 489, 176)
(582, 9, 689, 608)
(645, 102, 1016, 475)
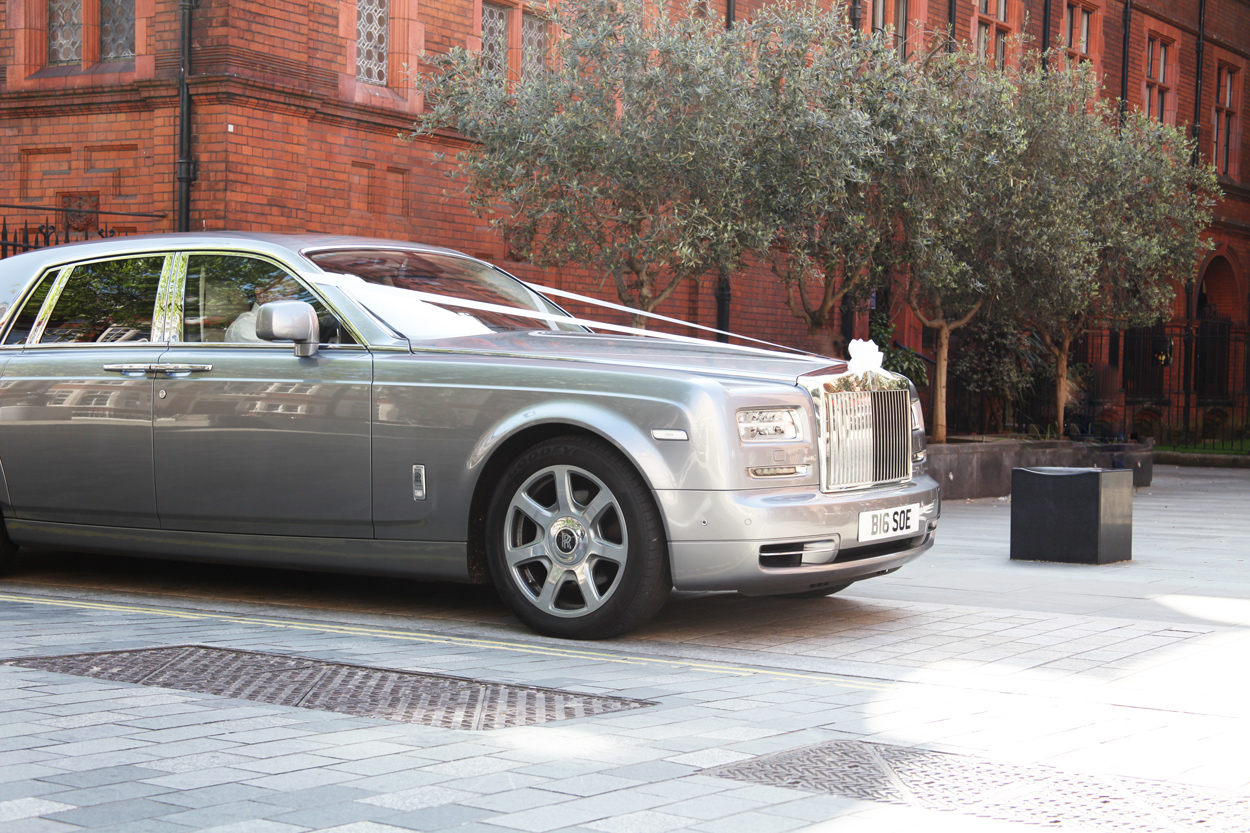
(0, 233, 940, 639)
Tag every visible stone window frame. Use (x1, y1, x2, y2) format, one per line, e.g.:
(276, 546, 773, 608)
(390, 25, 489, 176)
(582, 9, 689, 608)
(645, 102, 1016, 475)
(1061, 0, 1103, 80)
(1142, 32, 1178, 125)
(969, 0, 1022, 71)
(5, 0, 155, 91)
(1209, 44, 1244, 181)
(470, 0, 548, 83)
(866, 0, 930, 60)
(1133, 15, 1183, 126)
(339, 0, 423, 111)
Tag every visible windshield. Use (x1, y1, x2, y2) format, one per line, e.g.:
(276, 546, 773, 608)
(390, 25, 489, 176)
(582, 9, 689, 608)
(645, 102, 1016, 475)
(305, 248, 581, 340)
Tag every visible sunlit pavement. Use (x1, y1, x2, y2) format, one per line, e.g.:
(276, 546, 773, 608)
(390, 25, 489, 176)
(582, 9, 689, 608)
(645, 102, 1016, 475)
(0, 464, 1247, 832)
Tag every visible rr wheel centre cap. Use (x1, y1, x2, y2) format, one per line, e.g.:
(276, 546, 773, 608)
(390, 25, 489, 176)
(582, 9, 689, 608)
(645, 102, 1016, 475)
(549, 517, 588, 566)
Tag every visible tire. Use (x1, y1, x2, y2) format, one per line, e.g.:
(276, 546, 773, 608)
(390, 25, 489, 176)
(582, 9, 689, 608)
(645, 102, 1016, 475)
(485, 436, 671, 639)
(775, 582, 852, 599)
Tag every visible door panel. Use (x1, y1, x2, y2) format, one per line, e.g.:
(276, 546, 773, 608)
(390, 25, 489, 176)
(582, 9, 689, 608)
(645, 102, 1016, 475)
(0, 255, 166, 528)
(153, 253, 371, 537)
(151, 346, 373, 537)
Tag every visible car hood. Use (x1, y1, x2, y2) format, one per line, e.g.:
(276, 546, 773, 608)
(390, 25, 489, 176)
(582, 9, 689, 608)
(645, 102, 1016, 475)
(407, 330, 842, 384)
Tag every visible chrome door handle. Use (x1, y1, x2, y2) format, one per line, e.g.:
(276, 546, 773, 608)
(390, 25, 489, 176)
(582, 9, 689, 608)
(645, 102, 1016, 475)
(152, 364, 213, 377)
(102, 363, 155, 377)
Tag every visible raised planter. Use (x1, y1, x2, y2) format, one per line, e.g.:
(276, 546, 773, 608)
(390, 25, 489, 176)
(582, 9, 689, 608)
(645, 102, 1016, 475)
(1009, 467, 1133, 564)
(927, 438, 1152, 500)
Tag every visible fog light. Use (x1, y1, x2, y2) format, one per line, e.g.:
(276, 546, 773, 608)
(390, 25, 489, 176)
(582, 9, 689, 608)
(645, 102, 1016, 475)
(749, 465, 811, 478)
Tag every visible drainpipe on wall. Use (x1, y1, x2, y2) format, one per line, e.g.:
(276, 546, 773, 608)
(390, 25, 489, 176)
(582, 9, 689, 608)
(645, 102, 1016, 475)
(947, 0, 956, 52)
(850, 0, 863, 35)
(176, 0, 198, 233)
(1119, 0, 1132, 123)
(714, 268, 732, 343)
(1191, 0, 1206, 161)
(1041, 0, 1052, 69)
(724, 0, 734, 29)
(1182, 0, 1206, 440)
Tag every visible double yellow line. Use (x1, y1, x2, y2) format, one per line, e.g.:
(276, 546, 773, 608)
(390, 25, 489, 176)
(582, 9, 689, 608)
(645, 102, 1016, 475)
(0, 590, 893, 691)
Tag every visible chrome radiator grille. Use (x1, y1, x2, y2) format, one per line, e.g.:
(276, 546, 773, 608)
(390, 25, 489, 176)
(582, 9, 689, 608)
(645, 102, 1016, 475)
(820, 388, 911, 492)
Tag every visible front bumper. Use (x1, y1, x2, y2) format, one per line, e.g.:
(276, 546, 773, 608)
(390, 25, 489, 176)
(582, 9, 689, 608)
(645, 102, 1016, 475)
(656, 474, 941, 595)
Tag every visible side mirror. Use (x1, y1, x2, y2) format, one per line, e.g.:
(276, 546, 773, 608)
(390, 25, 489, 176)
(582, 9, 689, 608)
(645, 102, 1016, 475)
(256, 300, 320, 358)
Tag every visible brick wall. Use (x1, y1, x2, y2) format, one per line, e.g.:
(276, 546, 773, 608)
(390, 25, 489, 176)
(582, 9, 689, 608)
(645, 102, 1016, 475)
(0, 0, 1246, 360)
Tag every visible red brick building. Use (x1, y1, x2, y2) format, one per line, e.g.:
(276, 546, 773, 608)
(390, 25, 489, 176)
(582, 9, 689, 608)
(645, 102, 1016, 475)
(1, 0, 1247, 438)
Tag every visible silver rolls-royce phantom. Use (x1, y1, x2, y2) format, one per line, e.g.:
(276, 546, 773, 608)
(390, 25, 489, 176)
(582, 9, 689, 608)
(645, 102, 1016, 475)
(0, 233, 940, 639)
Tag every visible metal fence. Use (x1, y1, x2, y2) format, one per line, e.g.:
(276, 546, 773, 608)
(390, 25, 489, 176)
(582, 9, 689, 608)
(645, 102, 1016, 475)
(1030, 324, 1247, 452)
(1, 203, 164, 260)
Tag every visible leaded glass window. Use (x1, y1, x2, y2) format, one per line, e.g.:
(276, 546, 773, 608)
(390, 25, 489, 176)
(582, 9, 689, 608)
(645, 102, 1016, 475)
(481, 4, 508, 79)
(47, 0, 83, 66)
(521, 13, 546, 77)
(357, 0, 389, 85)
(100, 0, 136, 60)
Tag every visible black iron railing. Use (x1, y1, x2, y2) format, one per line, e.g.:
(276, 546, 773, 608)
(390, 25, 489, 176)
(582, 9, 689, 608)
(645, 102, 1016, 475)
(1039, 323, 1247, 452)
(0, 203, 166, 260)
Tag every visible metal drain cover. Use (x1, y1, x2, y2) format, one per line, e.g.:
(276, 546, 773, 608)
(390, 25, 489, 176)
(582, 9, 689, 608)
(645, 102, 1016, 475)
(3, 646, 653, 731)
(705, 740, 1250, 832)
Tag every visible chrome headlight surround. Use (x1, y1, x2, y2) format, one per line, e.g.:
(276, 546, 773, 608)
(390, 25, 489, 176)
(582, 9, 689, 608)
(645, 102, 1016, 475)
(736, 407, 803, 443)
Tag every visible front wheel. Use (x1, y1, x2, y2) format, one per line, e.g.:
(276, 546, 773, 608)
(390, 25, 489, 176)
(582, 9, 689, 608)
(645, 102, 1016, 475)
(485, 436, 671, 639)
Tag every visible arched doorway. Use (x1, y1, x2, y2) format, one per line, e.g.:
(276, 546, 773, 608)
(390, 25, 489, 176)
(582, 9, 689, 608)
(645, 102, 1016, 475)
(1195, 255, 1238, 323)
(1193, 256, 1236, 403)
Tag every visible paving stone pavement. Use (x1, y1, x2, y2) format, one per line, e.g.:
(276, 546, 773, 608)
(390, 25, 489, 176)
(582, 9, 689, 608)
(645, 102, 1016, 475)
(0, 465, 1247, 832)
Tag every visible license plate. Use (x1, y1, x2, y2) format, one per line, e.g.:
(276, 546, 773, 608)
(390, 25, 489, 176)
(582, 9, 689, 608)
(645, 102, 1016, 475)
(858, 504, 921, 543)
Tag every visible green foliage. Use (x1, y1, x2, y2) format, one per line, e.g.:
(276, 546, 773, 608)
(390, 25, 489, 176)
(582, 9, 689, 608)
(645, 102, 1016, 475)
(950, 316, 1042, 400)
(411, 0, 770, 326)
(995, 53, 1219, 430)
(412, 1, 1218, 440)
(742, 8, 920, 338)
(869, 309, 928, 387)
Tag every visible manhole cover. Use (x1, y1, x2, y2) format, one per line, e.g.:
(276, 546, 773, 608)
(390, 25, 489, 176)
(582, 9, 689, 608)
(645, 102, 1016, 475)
(3, 646, 653, 731)
(704, 740, 1250, 832)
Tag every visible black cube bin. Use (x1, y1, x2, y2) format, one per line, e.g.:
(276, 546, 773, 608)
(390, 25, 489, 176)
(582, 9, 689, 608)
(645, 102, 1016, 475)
(1010, 467, 1133, 564)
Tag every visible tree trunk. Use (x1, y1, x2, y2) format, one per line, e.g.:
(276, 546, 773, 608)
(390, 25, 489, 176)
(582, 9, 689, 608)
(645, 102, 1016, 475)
(630, 312, 647, 330)
(1054, 336, 1070, 436)
(932, 325, 951, 443)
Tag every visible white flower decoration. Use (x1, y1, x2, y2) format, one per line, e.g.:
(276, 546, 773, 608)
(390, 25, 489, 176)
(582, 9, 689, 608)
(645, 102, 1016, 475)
(846, 338, 885, 376)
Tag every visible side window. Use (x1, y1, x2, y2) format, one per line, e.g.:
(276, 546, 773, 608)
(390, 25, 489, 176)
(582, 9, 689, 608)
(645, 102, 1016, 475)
(3, 270, 59, 345)
(181, 255, 355, 345)
(37, 256, 164, 344)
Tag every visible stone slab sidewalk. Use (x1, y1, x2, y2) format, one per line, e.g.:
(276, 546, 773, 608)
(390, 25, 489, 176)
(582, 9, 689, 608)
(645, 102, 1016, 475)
(0, 465, 1247, 832)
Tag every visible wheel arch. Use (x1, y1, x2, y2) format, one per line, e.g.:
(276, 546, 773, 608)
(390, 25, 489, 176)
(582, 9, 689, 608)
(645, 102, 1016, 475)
(464, 419, 670, 587)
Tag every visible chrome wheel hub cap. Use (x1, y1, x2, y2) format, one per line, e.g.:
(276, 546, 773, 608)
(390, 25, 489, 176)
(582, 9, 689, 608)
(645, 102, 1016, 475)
(550, 517, 588, 565)
(503, 464, 628, 619)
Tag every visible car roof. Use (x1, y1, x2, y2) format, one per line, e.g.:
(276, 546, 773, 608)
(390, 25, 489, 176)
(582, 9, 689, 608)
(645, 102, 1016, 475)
(0, 231, 470, 276)
(0, 232, 477, 318)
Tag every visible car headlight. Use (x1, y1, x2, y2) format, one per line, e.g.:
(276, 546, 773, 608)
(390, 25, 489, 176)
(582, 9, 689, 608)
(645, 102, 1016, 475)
(737, 408, 802, 442)
(910, 397, 925, 432)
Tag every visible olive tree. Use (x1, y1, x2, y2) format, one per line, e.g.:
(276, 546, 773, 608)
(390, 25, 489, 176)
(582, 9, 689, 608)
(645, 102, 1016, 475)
(1007, 80, 1218, 431)
(411, 0, 769, 328)
(742, 7, 919, 349)
(891, 49, 1033, 442)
